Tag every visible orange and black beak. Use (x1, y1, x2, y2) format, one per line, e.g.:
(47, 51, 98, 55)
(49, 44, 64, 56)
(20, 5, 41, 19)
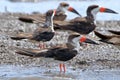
(84, 38, 99, 45)
(99, 7, 118, 14)
(68, 7, 82, 17)
(79, 36, 99, 45)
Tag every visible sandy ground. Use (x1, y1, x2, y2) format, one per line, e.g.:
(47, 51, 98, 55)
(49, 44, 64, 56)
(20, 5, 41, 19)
(0, 13, 120, 79)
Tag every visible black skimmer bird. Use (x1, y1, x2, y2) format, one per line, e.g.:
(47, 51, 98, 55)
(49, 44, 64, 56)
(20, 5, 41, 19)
(14, 33, 98, 73)
(18, 2, 81, 23)
(11, 10, 56, 49)
(108, 30, 120, 35)
(94, 31, 120, 45)
(54, 5, 118, 43)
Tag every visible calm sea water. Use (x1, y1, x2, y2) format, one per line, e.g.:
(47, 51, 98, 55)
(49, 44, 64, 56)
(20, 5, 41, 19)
(0, 65, 120, 80)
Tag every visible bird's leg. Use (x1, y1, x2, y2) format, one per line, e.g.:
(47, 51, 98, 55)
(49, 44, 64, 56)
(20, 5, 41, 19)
(39, 42, 43, 49)
(63, 63, 66, 73)
(59, 63, 66, 73)
(59, 63, 63, 73)
(39, 42, 46, 49)
(42, 42, 46, 49)
(39, 43, 42, 49)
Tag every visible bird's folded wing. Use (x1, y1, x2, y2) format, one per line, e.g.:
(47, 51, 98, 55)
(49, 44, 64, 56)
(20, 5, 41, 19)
(108, 30, 120, 35)
(70, 17, 87, 23)
(94, 31, 112, 40)
(10, 33, 33, 40)
(54, 20, 70, 26)
(18, 14, 45, 23)
(12, 46, 65, 57)
(14, 47, 49, 57)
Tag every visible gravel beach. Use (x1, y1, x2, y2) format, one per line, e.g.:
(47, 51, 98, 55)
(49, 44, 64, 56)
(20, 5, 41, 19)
(0, 12, 120, 79)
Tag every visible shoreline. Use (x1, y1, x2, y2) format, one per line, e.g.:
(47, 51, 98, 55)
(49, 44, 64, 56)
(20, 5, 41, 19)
(0, 12, 120, 69)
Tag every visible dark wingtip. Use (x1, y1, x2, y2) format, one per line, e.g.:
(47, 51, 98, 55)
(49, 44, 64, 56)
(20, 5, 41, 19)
(108, 30, 120, 35)
(11, 37, 25, 40)
(94, 31, 110, 40)
(15, 51, 34, 57)
(18, 17, 34, 23)
(15, 48, 37, 57)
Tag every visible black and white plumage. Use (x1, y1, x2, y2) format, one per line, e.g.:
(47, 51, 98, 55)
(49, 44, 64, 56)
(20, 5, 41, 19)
(94, 31, 120, 45)
(11, 10, 56, 43)
(54, 5, 118, 35)
(18, 2, 81, 23)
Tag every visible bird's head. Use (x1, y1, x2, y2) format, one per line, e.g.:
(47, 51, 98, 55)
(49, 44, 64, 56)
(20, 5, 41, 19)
(87, 5, 118, 19)
(57, 2, 81, 16)
(44, 10, 56, 27)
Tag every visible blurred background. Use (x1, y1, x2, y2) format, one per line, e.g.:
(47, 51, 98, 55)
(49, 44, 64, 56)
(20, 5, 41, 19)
(0, 0, 120, 20)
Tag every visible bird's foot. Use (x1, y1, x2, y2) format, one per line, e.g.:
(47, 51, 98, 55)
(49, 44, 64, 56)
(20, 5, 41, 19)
(55, 32, 59, 35)
(59, 63, 66, 73)
(39, 43, 46, 49)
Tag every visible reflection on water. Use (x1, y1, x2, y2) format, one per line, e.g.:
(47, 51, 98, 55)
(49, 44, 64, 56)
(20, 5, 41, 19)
(0, 65, 80, 80)
(0, 65, 120, 80)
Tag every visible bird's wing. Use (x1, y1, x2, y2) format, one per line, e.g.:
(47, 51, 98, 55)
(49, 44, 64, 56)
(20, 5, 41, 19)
(14, 47, 65, 58)
(10, 33, 33, 40)
(18, 14, 45, 23)
(94, 31, 112, 40)
(94, 31, 120, 45)
(108, 30, 120, 35)
(70, 17, 87, 23)
(14, 47, 50, 57)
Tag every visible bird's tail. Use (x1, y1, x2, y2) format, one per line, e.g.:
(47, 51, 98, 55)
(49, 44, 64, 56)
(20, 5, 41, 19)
(94, 31, 111, 40)
(54, 20, 71, 30)
(18, 17, 34, 23)
(18, 15, 45, 24)
(10, 33, 32, 40)
(14, 47, 48, 57)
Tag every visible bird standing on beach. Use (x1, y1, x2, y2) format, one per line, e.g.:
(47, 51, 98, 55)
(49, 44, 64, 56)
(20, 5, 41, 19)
(14, 33, 98, 73)
(94, 30, 120, 45)
(18, 2, 81, 23)
(54, 5, 118, 44)
(11, 10, 56, 49)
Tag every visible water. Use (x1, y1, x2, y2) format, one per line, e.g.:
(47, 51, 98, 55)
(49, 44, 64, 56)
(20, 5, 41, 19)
(0, 65, 120, 80)
(0, 0, 120, 20)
